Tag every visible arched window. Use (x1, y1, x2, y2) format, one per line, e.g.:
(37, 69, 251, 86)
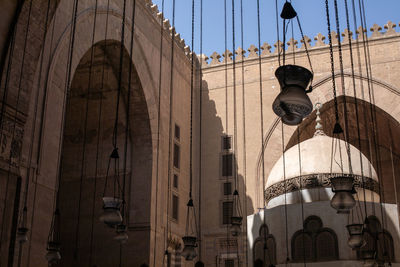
(292, 232, 313, 261)
(253, 224, 277, 267)
(316, 230, 337, 260)
(358, 216, 395, 263)
(292, 216, 338, 262)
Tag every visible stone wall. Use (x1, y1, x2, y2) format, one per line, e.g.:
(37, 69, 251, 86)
(200, 21, 400, 266)
(0, 0, 198, 266)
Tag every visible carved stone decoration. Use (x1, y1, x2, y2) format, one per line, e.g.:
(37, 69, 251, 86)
(273, 41, 283, 55)
(299, 35, 311, 50)
(341, 29, 354, 44)
(210, 52, 221, 65)
(222, 49, 233, 63)
(150, 4, 159, 14)
(247, 45, 259, 58)
(370, 24, 382, 38)
(235, 47, 246, 61)
(0, 117, 24, 167)
(264, 173, 379, 203)
(163, 19, 171, 31)
(287, 38, 298, 51)
(261, 42, 272, 56)
(356, 26, 367, 40)
(384, 21, 397, 36)
(330, 31, 339, 45)
(198, 54, 209, 65)
(314, 33, 326, 47)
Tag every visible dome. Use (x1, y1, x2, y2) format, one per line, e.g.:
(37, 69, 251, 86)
(265, 134, 378, 190)
(264, 103, 380, 208)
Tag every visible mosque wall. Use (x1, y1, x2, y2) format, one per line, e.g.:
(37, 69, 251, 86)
(0, 0, 399, 266)
(0, 0, 199, 266)
(200, 22, 400, 266)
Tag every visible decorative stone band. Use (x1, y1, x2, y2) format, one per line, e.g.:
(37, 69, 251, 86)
(264, 173, 380, 203)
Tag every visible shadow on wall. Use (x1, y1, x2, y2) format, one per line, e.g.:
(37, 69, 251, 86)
(200, 79, 254, 265)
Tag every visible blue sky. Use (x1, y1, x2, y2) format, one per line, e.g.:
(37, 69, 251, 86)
(150, 0, 400, 56)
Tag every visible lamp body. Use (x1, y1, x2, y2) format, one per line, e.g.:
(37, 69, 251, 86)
(273, 65, 313, 125)
(46, 242, 61, 264)
(16, 227, 28, 243)
(330, 176, 356, 214)
(100, 197, 123, 227)
(230, 216, 242, 236)
(181, 236, 197, 261)
(114, 224, 129, 244)
(346, 224, 365, 249)
(361, 250, 377, 267)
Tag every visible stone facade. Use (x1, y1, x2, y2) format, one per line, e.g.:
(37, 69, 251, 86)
(0, 0, 399, 266)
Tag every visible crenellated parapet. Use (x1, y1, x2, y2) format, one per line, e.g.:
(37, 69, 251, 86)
(142, 0, 194, 61)
(202, 21, 400, 67)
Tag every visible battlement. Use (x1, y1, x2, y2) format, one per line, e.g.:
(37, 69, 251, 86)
(142, 0, 193, 61)
(201, 21, 400, 68)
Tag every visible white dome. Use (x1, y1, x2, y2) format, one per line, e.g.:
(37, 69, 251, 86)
(265, 134, 378, 190)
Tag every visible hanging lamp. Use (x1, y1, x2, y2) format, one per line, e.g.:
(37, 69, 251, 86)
(324, 0, 356, 214)
(181, 199, 198, 261)
(114, 224, 128, 244)
(16, 206, 29, 243)
(182, 0, 198, 261)
(272, 1, 314, 126)
(361, 250, 377, 267)
(230, 190, 242, 237)
(99, 148, 123, 227)
(346, 223, 365, 249)
(100, 0, 129, 230)
(45, 0, 80, 261)
(330, 176, 356, 214)
(46, 209, 61, 264)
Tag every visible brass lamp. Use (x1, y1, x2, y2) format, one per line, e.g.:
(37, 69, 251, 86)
(181, 236, 198, 261)
(330, 176, 356, 214)
(114, 224, 129, 244)
(273, 65, 313, 125)
(346, 224, 365, 249)
(46, 241, 61, 264)
(100, 197, 123, 227)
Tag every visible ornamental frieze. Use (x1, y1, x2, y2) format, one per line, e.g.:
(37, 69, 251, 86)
(0, 117, 24, 167)
(265, 173, 380, 202)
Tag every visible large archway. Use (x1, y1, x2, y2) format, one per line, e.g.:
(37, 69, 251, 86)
(58, 40, 152, 266)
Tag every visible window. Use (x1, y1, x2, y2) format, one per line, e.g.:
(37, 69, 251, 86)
(223, 182, 232, 195)
(316, 231, 336, 260)
(292, 216, 338, 262)
(222, 201, 233, 225)
(224, 259, 234, 267)
(173, 143, 180, 169)
(292, 233, 313, 261)
(175, 124, 180, 140)
(172, 195, 179, 220)
(222, 135, 232, 151)
(253, 224, 277, 266)
(173, 174, 178, 188)
(222, 153, 233, 177)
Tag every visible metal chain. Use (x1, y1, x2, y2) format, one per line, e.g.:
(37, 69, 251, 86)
(324, 0, 339, 123)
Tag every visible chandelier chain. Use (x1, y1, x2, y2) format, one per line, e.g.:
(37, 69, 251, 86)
(325, 0, 339, 123)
